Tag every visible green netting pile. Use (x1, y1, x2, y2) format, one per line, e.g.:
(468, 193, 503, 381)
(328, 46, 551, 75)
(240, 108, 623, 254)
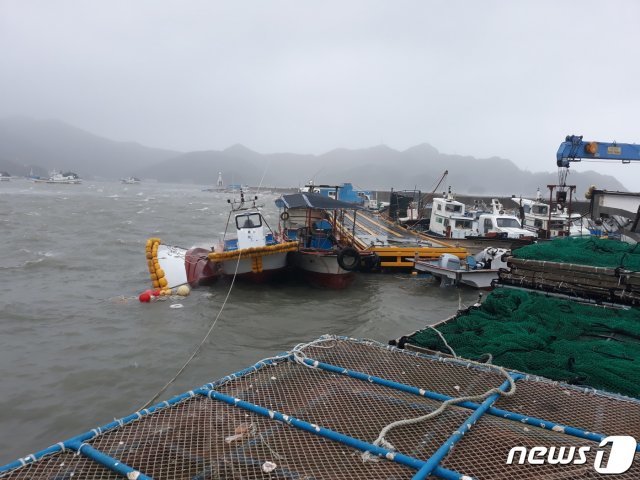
(512, 236, 640, 270)
(408, 288, 640, 398)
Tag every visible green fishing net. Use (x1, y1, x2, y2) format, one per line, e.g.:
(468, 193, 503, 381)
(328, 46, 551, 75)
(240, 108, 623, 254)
(408, 288, 640, 398)
(512, 236, 640, 270)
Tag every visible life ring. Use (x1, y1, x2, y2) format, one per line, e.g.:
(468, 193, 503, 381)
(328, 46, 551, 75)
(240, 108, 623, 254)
(337, 247, 361, 271)
(280, 211, 290, 221)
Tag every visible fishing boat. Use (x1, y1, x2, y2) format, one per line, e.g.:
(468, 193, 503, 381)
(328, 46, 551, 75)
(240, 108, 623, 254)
(300, 181, 378, 209)
(145, 191, 297, 289)
(276, 192, 379, 288)
(0, 171, 10, 181)
(512, 188, 590, 238)
(429, 189, 533, 241)
(121, 176, 141, 184)
(412, 246, 509, 289)
(34, 170, 82, 184)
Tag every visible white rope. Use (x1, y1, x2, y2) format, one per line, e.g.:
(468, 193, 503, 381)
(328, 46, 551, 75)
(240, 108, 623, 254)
(290, 335, 338, 368)
(253, 158, 271, 197)
(140, 251, 243, 410)
(364, 327, 517, 457)
(427, 325, 457, 358)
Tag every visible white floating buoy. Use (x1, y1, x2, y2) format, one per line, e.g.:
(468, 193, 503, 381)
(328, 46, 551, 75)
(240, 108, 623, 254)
(170, 304, 183, 309)
(176, 285, 190, 296)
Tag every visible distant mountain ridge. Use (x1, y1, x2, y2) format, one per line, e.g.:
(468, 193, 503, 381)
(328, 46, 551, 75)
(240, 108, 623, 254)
(0, 116, 626, 195)
(0, 116, 179, 178)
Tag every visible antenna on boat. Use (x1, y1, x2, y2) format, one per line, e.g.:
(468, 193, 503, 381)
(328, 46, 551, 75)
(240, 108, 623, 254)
(228, 188, 261, 212)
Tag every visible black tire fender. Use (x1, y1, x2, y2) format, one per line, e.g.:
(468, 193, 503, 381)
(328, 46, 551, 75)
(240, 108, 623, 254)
(280, 211, 290, 221)
(359, 252, 380, 272)
(337, 247, 361, 271)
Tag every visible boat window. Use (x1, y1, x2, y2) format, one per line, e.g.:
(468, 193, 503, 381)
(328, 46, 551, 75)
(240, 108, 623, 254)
(437, 204, 442, 211)
(236, 213, 263, 229)
(533, 205, 548, 215)
(436, 217, 443, 224)
(484, 218, 493, 230)
(549, 220, 565, 230)
(496, 217, 521, 228)
(534, 219, 544, 228)
(445, 204, 462, 213)
(455, 220, 472, 229)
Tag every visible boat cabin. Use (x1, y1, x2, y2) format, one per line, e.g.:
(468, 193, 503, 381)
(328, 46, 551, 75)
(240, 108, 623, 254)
(429, 191, 475, 239)
(221, 211, 277, 252)
(513, 191, 590, 238)
(474, 199, 532, 239)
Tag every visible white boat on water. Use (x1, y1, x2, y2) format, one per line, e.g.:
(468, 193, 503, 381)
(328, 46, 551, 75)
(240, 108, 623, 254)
(0, 171, 11, 182)
(277, 192, 379, 288)
(429, 189, 533, 240)
(512, 189, 590, 238)
(34, 170, 82, 184)
(429, 189, 476, 239)
(144, 191, 298, 289)
(121, 176, 141, 184)
(412, 247, 510, 289)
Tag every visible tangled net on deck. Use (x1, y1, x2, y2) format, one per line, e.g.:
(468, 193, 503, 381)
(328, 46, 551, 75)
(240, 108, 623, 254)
(512, 236, 640, 270)
(408, 288, 640, 398)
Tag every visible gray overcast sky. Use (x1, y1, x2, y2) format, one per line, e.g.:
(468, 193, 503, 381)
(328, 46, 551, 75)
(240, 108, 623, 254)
(2, 1, 640, 188)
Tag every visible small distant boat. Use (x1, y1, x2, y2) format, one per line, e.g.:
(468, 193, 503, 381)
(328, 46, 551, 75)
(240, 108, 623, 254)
(34, 170, 82, 184)
(412, 247, 510, 289)
(0, 171, 10, 182)
(121, 176, 141, 184)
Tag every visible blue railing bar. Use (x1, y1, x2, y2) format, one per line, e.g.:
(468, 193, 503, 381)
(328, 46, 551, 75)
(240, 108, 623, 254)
(0, 355, 286, 473)
(65, 440, 152, 480)
(0, 391, 195, 473)
(298, 357, 631, 450)
(195, 388, 472, 480)
(200, 354, 291, 390)
(412, 375, 518, 480)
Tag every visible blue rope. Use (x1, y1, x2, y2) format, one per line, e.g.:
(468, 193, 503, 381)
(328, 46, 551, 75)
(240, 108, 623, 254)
(411, 376, 517, 479)
(196, 388, 474, 480)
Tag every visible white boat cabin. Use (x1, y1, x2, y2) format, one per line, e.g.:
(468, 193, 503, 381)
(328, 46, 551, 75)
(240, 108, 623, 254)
(512, 191, 590, 238)
(429, 192, 475, 239)
(474, 199, 532, 239)
(235, 212, 266, 249)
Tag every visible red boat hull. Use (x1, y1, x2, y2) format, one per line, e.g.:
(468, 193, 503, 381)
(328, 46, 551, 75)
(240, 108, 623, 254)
(300, 269, 355, 289)
(185, 248, 219, 286)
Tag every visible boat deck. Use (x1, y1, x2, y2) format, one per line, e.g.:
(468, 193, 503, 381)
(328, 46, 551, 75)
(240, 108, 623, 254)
(2, 336, 638, 479)
(336, 210, 467, 268)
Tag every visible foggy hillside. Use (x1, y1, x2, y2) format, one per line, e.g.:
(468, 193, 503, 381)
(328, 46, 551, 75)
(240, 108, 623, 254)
(0, 117, 180, 178)
(155, 143, 625, 196)
(0, 116, 626, 196)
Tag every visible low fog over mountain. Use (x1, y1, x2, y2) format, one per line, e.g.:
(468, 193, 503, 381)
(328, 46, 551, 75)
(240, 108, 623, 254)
(0, 117, 625, 196)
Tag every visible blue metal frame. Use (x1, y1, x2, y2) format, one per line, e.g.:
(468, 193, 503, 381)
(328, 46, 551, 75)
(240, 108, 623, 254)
(557, 134, 640, 168)
(2, 337, 638, 480)
(296, 356, 623, 448)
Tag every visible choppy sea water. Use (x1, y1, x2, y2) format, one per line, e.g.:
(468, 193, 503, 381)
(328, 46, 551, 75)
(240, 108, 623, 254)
(0, 179, 479, 464)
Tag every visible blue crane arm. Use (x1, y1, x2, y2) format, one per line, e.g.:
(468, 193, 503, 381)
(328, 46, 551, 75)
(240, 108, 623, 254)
(557, 135, 640, 168)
